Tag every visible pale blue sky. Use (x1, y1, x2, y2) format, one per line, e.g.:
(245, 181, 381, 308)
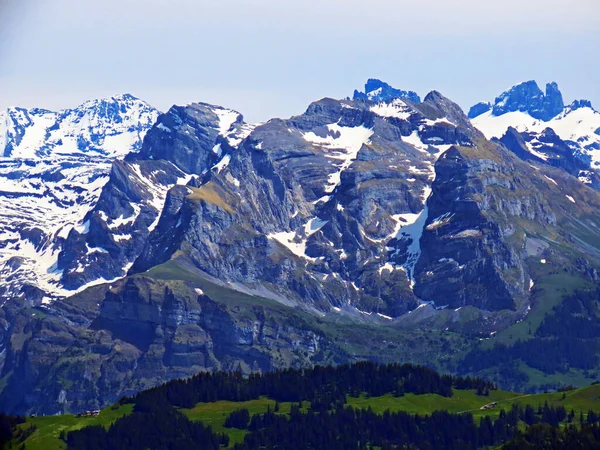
(1, 0, 598, 122)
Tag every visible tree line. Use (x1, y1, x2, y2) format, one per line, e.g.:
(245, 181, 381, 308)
(224, 401, 588, 449)
(61, 360, 600, 449)
(64, 407, 228, 450)
(131, 361, 497, 410)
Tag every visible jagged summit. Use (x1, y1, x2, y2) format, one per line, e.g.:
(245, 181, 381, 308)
(353, 78, 421, 103)
(0, 94, 158, 159)
(469, 80, 564, 121)
(0, 95, 159, 304)
(568, 99, 595, 112)
(470, 81, 600, 171)
(468, 102, 492, 119)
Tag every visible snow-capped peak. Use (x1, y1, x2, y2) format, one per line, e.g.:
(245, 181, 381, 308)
(470, 81, 600, 170)
(470, 80, 564, 122)
(0, 94, 159, 303)
(353, 78, 421, 104)
(0, 94, 158, 159)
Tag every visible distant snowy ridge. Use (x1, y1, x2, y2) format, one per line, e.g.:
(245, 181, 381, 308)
(470, 81, 600, 169)
(0, 93, 158, 159)
(0, 95, 159, 304)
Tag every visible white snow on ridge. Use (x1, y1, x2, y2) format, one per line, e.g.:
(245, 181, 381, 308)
(212, 107, 255, 148)
(525, 141, 550, 161)
(304, 217, 328, 236)
(302, 123, 374, 194)
(268, 215, 331, 262)
(547, 107, 600, 145)
(0, 95, 161, 303)
(1, 95, 158, 160)
(471, 106, 600, 168)
(391, 186, 432, 288)
(366, 87, 383, 100)
(268, 231, 314, 261)
(0, 157, 112, 301)
(422, 117, 457, 127)
(471, 111, 543, 140)
(370, 99, 413, 120)
(214, 108, 239, 137)
(403, 131, 428, 153)
(213, 154, 231, 174)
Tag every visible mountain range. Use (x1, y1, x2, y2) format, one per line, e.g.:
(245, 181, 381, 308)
(1, 79, 600, 415)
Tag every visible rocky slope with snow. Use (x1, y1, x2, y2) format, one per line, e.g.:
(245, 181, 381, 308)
(0, 95, 158, 304)
(470, 81, 600, 185)
(2, 80, 600, 414)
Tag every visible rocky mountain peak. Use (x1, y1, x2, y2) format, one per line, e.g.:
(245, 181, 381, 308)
(474, 80, 564, 121)
(568, 99, 594, 111)
(353, 78, 421, 104)
(0, 94, 158, 159)
(424, 91, 471, 124)
(136, 102, 248, 175)
(467, 102, 492, 119)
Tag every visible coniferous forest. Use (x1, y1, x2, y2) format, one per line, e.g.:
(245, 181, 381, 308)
(51, 362, 600, 449)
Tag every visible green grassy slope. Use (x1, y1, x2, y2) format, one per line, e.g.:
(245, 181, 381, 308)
(181, 398, 309, 447)
(348, 384, 600, 420)
(14, 384, 600, 449)
(16, 404, 133, 450)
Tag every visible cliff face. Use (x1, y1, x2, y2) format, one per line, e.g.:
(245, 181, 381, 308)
(129, 93, 489, 316)
(0, 275, 329, 415)
(36, 86, 600, 320)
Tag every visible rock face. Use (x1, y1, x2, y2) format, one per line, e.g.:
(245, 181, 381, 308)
(468, 102, 492, 119)
(0, 276, 328, 415)
(485, 80, 564, 121)
(129, 92, 481, 316)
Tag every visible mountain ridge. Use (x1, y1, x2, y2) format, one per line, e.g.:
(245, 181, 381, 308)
(0, 95, 159, 304)
(2, 79, 600, 414)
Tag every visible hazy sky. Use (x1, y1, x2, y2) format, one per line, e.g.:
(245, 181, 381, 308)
(1, 0, 598, 122)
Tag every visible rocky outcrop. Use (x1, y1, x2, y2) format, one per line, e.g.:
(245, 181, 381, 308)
(130, 91, 480, 316)
(499, 127, 600, 190)
(414, 147, 525, 310)
(353, 78, 421, 103)
(0, 276, 329, 415)
(468, 102, 492, 119)
(569, 99, 594, 111)
(490, 80, 564, 121)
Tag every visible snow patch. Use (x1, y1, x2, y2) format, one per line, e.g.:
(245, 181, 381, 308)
(302, 123, 373, 193)
(370, 99, 412, 120)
